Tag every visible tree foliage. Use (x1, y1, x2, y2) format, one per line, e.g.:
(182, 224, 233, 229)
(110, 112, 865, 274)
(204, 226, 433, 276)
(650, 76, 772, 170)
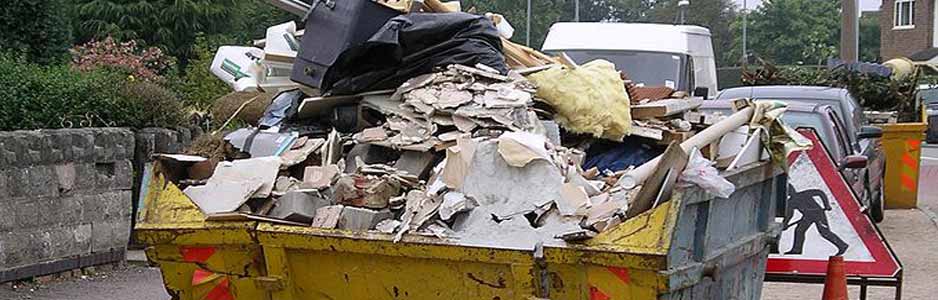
(732, 0, 841, 65)
(73, 0, 239, 69)
(0, 0, 73, 64)
(859, 12, 881, 62)
(648, 0, 737, 66)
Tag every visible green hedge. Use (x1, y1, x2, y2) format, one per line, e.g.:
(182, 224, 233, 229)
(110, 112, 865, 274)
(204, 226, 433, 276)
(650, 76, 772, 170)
(0, 55, 185, 130)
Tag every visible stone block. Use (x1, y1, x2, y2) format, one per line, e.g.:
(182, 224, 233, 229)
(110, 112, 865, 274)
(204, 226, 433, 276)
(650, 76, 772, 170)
(74, 223, 93, 255)
(268, 191, 331, 223)
(72, 163, 97, 194)
(54, 164, 77, 195)
(29, 165, 59, 198)
(393, 151, 439, 179)
(68, 130, 96, 163)
(337, 207, 391, 231)
(13, 198, 41, 230)
(91, 221, 118, 253)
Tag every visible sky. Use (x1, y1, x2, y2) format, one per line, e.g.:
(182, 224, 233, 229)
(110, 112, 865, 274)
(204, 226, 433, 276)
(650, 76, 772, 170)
(734, 0, 882, 11)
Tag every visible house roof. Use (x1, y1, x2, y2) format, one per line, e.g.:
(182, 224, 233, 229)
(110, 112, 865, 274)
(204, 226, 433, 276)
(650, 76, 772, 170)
(909, 48, 938, 61)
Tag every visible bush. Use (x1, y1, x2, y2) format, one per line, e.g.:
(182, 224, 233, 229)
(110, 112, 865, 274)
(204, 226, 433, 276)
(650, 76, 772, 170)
(71, 37, 174, 83)
(171, 34, 236, 111)
(0, 55, 186, 130)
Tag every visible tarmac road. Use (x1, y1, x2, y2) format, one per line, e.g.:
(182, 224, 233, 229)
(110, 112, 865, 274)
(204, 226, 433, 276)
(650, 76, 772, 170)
(2, 146, 937, 300)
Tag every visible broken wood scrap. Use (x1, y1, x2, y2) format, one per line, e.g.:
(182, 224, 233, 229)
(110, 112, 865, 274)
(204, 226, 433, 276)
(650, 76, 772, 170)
(625, 142, 689, 218)
(630, 98, 703, 120)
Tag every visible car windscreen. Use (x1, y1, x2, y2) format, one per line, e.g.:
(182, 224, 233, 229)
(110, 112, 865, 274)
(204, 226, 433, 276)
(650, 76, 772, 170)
(560, 50, 684, 90)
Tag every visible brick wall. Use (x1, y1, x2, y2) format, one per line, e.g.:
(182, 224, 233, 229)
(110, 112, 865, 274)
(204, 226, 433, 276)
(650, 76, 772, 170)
(881, 0, 935, 59)
(0, 128, 135, 282)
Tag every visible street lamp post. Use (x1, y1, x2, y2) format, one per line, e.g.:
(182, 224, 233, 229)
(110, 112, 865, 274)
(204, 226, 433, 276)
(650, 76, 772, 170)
(742, 0, 747, 65)
(526, 0, 532, 46)
(575, 0, 580, 22)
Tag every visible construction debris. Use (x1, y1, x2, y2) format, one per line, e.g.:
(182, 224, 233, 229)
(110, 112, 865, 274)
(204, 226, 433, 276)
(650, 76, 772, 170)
(160, 4, 804, 251)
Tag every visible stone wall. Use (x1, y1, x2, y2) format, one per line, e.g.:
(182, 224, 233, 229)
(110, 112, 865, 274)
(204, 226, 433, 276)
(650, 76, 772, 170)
(0, 128, 135, 282)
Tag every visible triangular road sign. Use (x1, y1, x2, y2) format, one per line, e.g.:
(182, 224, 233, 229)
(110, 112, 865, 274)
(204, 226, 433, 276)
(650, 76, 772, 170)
(767, 128, 900, 277)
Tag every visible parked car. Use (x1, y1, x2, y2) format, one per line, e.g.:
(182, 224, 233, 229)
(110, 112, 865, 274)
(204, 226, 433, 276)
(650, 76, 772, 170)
(699, 100, 886, 222)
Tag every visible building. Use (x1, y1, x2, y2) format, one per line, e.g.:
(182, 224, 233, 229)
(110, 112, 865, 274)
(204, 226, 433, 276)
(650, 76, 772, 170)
(880, 0, 938, 60)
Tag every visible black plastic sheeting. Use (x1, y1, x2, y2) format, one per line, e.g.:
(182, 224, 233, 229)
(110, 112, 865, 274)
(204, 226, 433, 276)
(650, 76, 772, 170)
(322, 12, 508, 95)
(583, 137, 663, 173)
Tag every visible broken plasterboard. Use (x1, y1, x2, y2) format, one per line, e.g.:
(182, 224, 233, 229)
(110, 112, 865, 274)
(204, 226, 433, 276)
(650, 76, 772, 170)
(182, 157, 282, 214)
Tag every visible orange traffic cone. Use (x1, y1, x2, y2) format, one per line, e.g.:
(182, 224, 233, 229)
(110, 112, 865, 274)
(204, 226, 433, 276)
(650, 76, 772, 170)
(822, 256, 848, 300)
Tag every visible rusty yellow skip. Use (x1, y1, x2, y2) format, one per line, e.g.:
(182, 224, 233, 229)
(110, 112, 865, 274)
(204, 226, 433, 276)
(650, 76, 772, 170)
(135, 159, 784, 300)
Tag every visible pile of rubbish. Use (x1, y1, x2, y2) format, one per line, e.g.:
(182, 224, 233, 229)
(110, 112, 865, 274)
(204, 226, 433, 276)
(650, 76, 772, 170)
(158, 0, 807, 250)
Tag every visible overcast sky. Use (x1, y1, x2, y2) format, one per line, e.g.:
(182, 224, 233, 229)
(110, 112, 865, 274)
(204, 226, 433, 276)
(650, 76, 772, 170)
(734, 0, 882, 11)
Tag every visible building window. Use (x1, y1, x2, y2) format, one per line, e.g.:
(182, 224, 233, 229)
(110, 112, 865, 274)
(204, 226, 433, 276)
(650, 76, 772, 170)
(894, 0, 915, 28)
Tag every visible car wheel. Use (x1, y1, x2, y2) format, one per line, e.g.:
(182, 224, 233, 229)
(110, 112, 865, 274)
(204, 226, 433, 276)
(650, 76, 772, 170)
(870, 184, 885, 223)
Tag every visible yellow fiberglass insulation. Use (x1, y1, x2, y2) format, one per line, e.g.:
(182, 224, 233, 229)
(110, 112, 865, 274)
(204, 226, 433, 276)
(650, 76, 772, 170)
(526, 60, 631, 141)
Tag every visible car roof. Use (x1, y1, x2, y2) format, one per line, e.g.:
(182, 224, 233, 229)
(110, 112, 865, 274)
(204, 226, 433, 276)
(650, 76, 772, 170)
(716, 85, 848, 101)
(699, 99, 825, 113)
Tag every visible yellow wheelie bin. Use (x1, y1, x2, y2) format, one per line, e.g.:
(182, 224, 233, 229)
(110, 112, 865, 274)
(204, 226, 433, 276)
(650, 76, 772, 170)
(135, 160, 784, 300)
(879, 123, 927, 208)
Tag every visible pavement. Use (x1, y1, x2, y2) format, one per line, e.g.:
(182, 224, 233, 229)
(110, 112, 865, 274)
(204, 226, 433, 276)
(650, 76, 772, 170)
(1, 144, 936, 300)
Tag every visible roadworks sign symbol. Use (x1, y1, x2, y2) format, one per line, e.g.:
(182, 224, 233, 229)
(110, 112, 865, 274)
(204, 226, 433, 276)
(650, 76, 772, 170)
(767, 129, 900, 277)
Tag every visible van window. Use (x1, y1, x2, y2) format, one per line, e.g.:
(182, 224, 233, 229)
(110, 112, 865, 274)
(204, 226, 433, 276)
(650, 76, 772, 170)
(560, 50, 687, 91)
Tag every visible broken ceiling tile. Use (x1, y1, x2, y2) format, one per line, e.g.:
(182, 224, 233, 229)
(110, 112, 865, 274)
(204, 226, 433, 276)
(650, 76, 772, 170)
(449, 64, 510, 82)
(431, 114, 455, 126)
(356, 127, 389, 143)
(496, 131, 550, 168)
(375, 219, 402, 233)
(439, 191, 475, 221)
(311, 205, 343, 229)
(452, 115, 478, 132)
(393, 151, 438, 180)
(280, 138, 325, 168)
(184, 180, 263, 215)
(433, 88, 473, 109)
(301, 164, 340, 189)
(558, 182, 590, 216)
(193, 156, 281, 199)
(272, 176, 301, 196)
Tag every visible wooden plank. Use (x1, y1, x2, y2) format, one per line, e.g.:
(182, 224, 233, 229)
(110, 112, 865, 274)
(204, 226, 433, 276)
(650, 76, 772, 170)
(631, 98, 703, 120)
(629, 125, 663, 140)
(626, 142, 689, 218)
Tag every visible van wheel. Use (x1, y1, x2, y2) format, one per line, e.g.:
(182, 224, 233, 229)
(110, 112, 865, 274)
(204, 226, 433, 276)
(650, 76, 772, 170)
(870, 185, 885, 223)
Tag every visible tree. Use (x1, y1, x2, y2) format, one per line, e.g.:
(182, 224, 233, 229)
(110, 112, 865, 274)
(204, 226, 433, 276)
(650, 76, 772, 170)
(731, 0, 841, 65)
(73, 0, 238, 70)
(461, 0, 653, 49)
(0, 0, 73, 64)
(647, 0, 738, 67)
(859, 12, 881, 62)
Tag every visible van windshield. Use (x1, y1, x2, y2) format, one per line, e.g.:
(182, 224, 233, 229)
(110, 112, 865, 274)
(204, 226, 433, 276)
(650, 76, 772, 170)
(560, 50, 685, 90)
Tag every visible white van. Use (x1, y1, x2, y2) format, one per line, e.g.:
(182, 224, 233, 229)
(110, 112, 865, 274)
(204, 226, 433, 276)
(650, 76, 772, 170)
(542, 22, 718, 98)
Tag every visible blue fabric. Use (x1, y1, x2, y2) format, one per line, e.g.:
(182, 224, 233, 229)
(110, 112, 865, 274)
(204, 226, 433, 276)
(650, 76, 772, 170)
(583, 138, 662, 173)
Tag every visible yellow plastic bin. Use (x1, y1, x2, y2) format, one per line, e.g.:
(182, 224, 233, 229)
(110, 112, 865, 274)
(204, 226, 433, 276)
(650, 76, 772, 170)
(879, 123, 928, 209)
(135, 161, 784, 300)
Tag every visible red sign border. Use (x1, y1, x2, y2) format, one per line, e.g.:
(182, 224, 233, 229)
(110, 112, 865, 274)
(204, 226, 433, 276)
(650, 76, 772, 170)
(766, 129, 901, 278)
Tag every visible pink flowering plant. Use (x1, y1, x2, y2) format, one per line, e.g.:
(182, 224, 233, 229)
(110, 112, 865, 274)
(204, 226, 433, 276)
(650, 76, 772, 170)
(71, 37, 174, 82)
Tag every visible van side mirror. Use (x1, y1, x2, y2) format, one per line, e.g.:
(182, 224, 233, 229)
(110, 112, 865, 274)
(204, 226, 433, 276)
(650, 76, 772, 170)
(840, 155, 868, 170)
(858, 125, 883, 139)
(693, 87, 709, 100)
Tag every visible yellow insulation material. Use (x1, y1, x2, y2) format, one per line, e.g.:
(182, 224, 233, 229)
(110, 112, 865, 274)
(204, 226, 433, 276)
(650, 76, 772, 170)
(527, 60, 632, 140)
